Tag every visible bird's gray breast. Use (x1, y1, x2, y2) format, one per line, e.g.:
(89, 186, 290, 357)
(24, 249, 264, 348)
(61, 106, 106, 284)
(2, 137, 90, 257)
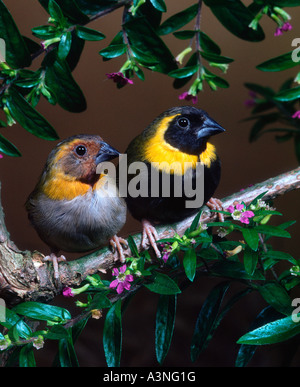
(31, 182, 126, 253)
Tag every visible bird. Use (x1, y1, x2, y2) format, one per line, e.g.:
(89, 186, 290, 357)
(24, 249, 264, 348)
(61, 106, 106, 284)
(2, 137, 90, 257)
(123, 106, 225, 257)
(26, 134, 127, 280)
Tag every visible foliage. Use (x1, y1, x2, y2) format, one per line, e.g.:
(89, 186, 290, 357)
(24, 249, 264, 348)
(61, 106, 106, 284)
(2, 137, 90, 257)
(0, 0, 299, 158)
(0, 193, 299, 366)
(0, 0, 300, 367)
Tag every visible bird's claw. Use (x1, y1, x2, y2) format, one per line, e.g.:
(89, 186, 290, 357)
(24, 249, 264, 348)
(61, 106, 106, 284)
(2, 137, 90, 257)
(43, 253, 66, 280)
(141, 219, 161, 258)
(109, 235, 129, 263)
(206, 197, 224, 222)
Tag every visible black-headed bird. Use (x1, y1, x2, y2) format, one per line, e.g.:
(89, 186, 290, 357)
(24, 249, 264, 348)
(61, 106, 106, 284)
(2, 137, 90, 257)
(124, 106, 225, 257)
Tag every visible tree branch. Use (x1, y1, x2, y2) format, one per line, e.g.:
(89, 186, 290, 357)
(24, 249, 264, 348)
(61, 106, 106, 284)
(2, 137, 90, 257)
(0, 167, 299, 305)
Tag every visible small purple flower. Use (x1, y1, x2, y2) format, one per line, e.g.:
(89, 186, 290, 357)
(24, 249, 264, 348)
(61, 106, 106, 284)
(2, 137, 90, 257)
(226, 203, 254, 224)
(274, 22, 292, 36)
(274, 27, 283, 36)
(292, 110, 300, 119)
(106, 72, 133, 87)
(178, 91, 198, 104)
(109, 264, 134, 294)
(244, 91, 257, 108)
(63, 287, 74, 297)
(282, 22, 292, 31)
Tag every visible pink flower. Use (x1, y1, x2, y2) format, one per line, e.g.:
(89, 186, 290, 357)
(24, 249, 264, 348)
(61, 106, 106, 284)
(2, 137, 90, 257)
(179, 91, 198, 104)
(63, 287, 74, 297)
(106, 72, 133, 87)
(282, 22, 292, 31)
(109, 264, 134, 294)
(274, 27, 283, 36)
(226, 203, 254, 224)
(274, 22, 292, 36)
(0, 154, 3, 159)
(292, 110, 300, 119)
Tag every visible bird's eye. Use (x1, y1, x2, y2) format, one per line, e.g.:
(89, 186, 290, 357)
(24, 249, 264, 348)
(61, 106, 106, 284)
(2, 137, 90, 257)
(75, 145, 87, 156)
(177, 117, 189, 128)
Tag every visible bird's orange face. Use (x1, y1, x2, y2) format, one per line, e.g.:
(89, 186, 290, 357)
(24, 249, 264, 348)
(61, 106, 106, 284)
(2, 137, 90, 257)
(40, 135, 119, 201)
(51, 137, 104, 184)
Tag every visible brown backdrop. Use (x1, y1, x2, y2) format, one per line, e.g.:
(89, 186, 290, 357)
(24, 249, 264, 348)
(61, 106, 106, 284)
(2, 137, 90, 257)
(0, 0, 300, 366)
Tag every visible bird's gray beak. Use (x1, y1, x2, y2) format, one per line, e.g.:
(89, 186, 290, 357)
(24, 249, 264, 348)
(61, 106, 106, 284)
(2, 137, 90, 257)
(96, 141, 120, 164)
(197, 116, 225, 139)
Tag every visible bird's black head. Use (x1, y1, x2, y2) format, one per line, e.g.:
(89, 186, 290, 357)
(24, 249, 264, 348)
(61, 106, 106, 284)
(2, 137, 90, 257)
(162, 106, 225, 155)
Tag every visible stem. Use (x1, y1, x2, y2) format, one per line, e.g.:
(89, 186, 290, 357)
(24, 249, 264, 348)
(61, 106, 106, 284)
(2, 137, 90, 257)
(195, 0, 203, 79)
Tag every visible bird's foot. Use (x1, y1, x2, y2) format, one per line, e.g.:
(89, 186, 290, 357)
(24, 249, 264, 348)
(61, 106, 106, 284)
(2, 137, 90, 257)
(109, 235, 129, 263)
(141, 219, 161, 258)
(206, 197, 224, 222)
(43, 253, 66, 280)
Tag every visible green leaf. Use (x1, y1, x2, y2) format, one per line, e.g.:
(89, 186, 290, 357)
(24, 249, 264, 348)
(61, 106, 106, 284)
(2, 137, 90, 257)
(173, 30, 196, 40)
(127, 235, 140, 258)
(150, 0, 166, 12)
(58, 336, 79, 367)
(237, 315, 300, 345)
(44, 53, 87, 112)
(155, 294, 177, 364)
(48, 0, 65, 26)
(275, 86, 300, 102)
(46, 325, 70, 340)
(19, 344, 36, 367)
(13, 302, 71, 323)
(0, 0, 31, 68)
(58, 31, 72, 60)
(190, 281, 230, 361)
(145, 273, 181, 295)
(183, 248, 197, 282)
(88, 293, 112, 310)
(76, 26, 105, 41)
(236, 306, 283, 366)
(5, 87, 59, 140)
(207, 0, 264, 42)
(31, 25, 58, 39)
(243, 246, 259, 276)
(266, 0, 300, 6)
(0, 309, 32, 339)
(257, 51, 297, 72)
(211, 260, 265, 280)
(158, 3, 199, 35)
(103, 300, 122, 367)
(131, 46, 159, 66)
(187, 210, 202, 234)
(255, 225, 291, 238)
(39, 0, 90, 24)
(258, 282, 292, 316)
(201, 51, 233, 64)
(262, 250, 297, 266)
(99, 44, 126, 59)
(124, 16, 177, 74)
(0, 134, 21, 157)
(199, 31, 221, 55)
(168, 65, 199, 79)
(242, 228, 259, 251)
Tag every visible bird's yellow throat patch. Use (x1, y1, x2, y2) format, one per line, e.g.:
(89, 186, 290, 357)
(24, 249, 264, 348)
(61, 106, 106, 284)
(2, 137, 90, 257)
(144, 114, 217, 174)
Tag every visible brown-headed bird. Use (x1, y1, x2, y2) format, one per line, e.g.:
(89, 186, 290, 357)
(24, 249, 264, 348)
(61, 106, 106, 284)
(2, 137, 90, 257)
(124, 106, 225, 257)
(26, 134, 127, 279)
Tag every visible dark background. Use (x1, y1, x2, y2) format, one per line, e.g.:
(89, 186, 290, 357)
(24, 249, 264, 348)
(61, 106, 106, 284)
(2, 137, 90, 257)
(0, 0, 300, 366)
